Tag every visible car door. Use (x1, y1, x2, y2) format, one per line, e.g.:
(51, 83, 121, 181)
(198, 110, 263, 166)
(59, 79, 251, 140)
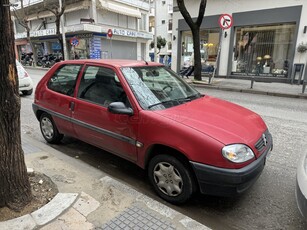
(43, 64, 82, 137)
(71, 64, 138, 162)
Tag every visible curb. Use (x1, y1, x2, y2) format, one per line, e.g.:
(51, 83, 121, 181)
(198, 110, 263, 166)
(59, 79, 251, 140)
(0, 193, 78, 230)
(190, 82, 307, 100)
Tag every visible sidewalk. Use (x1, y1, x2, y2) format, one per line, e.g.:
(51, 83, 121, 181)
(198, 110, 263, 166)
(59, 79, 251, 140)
(25, 66, 307, 99)
(185, 76, 307, 99)
(0, 135, 210, 230)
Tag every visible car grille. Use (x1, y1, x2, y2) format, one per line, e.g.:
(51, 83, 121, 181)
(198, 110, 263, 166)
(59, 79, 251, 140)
(255, 130, 272, 152)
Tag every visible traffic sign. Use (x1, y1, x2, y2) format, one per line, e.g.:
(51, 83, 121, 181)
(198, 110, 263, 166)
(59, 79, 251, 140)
(70, 37, 79, 46)
(218, 14, 233, 30)
(107, 29, 113, 38)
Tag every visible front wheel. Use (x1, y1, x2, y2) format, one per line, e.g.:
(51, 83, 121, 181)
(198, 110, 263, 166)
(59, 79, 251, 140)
(148, 155, 196, 204)
(39, 113, 63, 144)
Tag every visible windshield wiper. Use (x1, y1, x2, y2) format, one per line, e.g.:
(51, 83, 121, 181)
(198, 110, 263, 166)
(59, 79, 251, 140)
(187, 93, 202, 100)
(148, 97, 191, 109)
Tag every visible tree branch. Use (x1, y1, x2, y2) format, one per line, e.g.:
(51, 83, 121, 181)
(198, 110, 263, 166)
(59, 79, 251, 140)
(196, 0, 206, 26)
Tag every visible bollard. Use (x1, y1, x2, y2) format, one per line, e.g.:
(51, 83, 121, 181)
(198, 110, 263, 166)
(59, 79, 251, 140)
(208, 75, 212, 84)
(250, 77, 255, 89)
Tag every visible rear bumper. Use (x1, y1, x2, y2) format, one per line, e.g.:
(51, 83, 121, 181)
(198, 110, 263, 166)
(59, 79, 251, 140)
(19, 78, 33, 91)
(190, 144, 272, 197)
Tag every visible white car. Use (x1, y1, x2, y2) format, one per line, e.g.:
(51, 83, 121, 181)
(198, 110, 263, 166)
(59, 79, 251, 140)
(296, 151, 307, 220)
(16, 60, 33, 95)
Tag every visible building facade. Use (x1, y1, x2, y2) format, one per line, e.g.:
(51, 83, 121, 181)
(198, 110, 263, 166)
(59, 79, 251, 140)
(172, 0, 307, 83)
(12, 0, 152, 61)
(149, 0, 173, 66)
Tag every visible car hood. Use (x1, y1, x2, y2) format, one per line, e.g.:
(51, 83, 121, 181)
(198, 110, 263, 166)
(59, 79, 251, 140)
(156, 95, 266, 146)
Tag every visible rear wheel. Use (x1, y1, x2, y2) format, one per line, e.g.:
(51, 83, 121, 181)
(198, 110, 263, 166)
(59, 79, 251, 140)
(148, 154, 195, 204)
(39, 113, 63, 144)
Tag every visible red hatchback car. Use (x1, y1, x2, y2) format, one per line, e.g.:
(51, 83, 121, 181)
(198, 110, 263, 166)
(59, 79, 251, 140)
(33, 59, 273, 204)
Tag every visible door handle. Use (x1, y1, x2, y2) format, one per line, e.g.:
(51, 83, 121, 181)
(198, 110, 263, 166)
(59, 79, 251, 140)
(69, 101, 75, 111)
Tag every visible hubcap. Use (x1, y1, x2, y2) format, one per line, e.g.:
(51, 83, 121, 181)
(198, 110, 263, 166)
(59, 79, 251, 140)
(153, 162, 183, 197)
(41, 117, 54, 139)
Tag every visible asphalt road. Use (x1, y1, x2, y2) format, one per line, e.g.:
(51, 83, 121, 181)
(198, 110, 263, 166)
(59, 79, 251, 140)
(21, 68, 307, 230)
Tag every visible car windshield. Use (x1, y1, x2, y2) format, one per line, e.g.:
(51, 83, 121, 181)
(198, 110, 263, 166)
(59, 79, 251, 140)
(121, 66, 201, 110)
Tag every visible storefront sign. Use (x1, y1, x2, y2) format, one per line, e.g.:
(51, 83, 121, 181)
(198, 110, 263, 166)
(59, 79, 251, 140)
(218, 14, 233, 30)
(112, 29, 153, 39)
(77, 33, 93, 39)
(15, 29, 56, 39)
(30, 29, 56, 37)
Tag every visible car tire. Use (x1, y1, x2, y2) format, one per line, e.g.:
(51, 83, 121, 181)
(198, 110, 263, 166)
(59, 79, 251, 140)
(39, 113, 63, 144)
(148, 154, 195, 204)
(22, 89, 33, 96)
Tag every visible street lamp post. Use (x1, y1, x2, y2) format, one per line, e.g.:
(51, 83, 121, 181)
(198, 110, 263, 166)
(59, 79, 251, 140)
(59, 0, 68, 60)
(154, 0, 158, 62)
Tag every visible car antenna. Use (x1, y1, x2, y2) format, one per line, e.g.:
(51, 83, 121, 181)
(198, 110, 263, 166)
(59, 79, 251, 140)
(138, 56, 148, 65)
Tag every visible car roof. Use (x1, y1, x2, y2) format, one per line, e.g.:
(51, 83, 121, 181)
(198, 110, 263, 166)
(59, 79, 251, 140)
(58, 59, 164, 68)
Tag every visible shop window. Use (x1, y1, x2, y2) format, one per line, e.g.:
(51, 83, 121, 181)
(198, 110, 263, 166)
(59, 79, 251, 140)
(181, 29, 219, 70)
(232, 23, 295, 77)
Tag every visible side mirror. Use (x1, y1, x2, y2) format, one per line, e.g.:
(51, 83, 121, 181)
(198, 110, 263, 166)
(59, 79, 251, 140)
(108, 102, 133, 116)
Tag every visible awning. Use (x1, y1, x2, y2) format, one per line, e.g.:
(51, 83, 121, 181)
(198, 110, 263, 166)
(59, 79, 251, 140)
(98, 0, 141, 18)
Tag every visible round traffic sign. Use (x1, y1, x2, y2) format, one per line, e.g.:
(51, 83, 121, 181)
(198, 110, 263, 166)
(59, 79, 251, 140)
(218, 14, 233, 30)
(70, 37, 79, 46)
(107, 29, 113, 38)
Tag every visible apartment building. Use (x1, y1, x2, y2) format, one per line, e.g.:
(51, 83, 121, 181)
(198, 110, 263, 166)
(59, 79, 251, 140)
(149, 0, 173, 66)
(12, 0, 152, 61)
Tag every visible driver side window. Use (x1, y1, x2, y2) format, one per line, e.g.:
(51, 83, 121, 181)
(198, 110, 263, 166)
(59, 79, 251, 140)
(77, 66, 129, 107)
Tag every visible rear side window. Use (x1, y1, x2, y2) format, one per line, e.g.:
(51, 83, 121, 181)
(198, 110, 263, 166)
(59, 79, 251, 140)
(47, 64, 81, 96)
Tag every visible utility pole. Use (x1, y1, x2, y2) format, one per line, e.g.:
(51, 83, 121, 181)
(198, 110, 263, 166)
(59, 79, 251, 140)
(59, 0, 68, 60)
(154, 0, 158, 62)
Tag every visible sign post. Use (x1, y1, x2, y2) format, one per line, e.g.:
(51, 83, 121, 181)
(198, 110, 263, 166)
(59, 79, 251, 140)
(107, 29, 113, 59)
(210, 14, 233, 84)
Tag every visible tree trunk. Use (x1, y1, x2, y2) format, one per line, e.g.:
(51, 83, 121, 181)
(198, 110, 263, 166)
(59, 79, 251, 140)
(192, 27, 202, 81)
(177, 0, 207, 81)
(0, 0, 32, 211)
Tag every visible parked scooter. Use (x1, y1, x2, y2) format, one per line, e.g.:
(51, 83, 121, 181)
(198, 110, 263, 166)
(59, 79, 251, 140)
(20, 52, 33, 66)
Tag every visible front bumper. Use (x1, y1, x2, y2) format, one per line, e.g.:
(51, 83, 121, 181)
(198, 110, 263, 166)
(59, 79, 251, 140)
(296, 151, 307, 220)
(190, 144, 272, 197)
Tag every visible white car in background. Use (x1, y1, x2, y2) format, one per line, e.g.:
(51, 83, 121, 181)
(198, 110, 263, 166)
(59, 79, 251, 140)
(296, 150, 307, 220)
(16, 60, 33, 95)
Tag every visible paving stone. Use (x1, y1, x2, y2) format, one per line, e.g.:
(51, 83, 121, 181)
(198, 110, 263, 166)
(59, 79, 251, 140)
(0, 214, 36, 230)
(100, 204, 176, 230)
(73, 191, 100, 217)
(22, 140, 41, 154)
(41, 208, 94, 230)
(179, 217, 211, 230)
(31, 193, 78, 226)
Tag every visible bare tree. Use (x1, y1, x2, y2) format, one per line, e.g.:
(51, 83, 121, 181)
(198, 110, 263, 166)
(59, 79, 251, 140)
(177, 0, 207, 81)
(43, 1, 66, 59)
(13, 0, 38, 66)
(0, 0, 32, 210)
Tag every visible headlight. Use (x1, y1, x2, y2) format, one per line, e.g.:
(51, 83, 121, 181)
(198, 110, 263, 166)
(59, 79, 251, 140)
(222, 144, 255, 163)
